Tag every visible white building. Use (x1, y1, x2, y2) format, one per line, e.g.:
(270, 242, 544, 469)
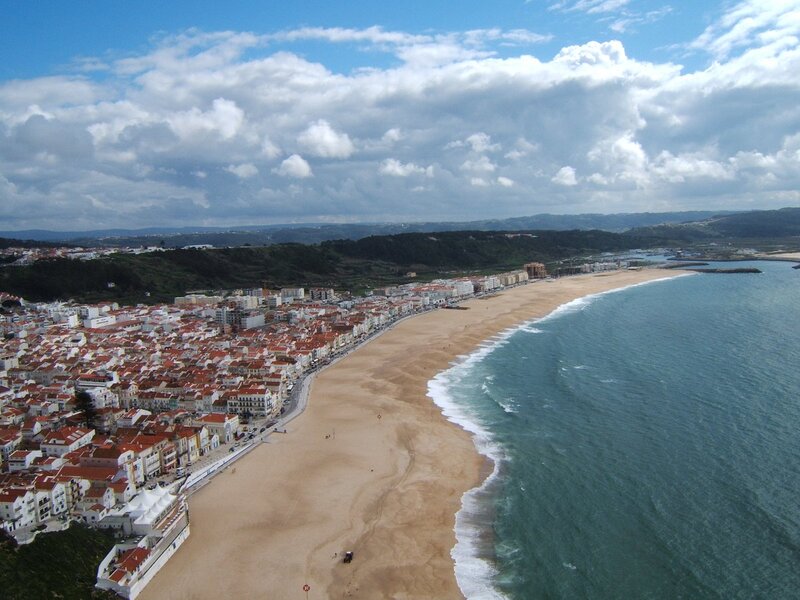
(0, 488, 36, 532)
(7, 449, 43, 472)
(96, 489, 191, 599)
(173, 294, 223, 306)
(225, 387, 276, 417)
(84, 315, 117, 329)
(452, 280, 475, 297)
(40, 427, 95, 457)
(193, 413, 240, 443)
(280, 287, 305, 302)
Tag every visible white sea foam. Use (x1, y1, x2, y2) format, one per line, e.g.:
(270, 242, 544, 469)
(428, 274, 689, 599)
(498, 399, 517, 414)
(520, 325, 543, 334)
(428, 350, 510, 599)
(481, 378, 518, 414)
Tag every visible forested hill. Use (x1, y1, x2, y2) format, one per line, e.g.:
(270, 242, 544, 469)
(0, 229, 657, 304)
(628, 207, 800, 241)
(323, 230, 650, 268)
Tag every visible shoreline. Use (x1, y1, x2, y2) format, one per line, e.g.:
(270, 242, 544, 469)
(429, 272, 695, 598)
(139, 269, 687, 600)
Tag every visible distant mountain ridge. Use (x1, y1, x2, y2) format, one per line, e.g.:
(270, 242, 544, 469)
(3, 208, 800, 305)
(0, 210, 739, 247)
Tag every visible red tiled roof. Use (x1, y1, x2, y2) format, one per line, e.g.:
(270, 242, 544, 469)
(117, 547, 150, 573)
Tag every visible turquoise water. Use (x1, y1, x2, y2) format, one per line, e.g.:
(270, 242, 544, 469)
(430, 262, 800, 599)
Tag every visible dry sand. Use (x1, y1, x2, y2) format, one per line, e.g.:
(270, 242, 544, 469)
(140, 269, 685, 600)
(759, 252, 800, 261)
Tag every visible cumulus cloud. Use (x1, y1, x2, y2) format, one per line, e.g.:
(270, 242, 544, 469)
(466, 133, 500, 153)
(379, 159, 433, 177)
(552, 166, 579, 186)
(0, 16, 799, 230)
(225, 163, 258, 178)
(297, 119, 355, 158)
(382, 128, 403, 143)
(169, 98, 244, 140)
(460, 156, 497, 173)
(274, 154, 312, 178)
(446, 132, 500, 153)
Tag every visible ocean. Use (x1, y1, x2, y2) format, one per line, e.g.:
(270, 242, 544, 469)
(429, 261, 800, 599)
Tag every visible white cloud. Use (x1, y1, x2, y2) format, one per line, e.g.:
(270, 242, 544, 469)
(554, 39, 628, 67)
(379, 159, 433, 177)
(690, 0, 800, 60)
(652, 151, 734, 183)
(463, 28, 553, 46)
(225, 163, 258, 178)
(610, 7, 673, 34)
(550, 0, 632, 15)
(274, 154, 313, 178)
(0, 21, 798, 230)
(466, 133, 501, 153)
(269, 25, 551, 60)
(552, 166, 578, 186)
(382, 128, 403, 143)
(588, 172, 609, 185)
(549, 0, 672, 35)
(297, 119, 355, 158)
(447, 132, 501, 153)
(460, 156, 497, 173)
(269, 25, 428, 47)
(505, 139, 538, 161)
(261, 136, 281, 159)
(168, 98, 244, 140)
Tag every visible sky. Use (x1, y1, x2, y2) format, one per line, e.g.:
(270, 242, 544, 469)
(0, 0, 799, 232)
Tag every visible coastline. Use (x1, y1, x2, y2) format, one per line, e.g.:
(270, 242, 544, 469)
(139, 269, 687, 600)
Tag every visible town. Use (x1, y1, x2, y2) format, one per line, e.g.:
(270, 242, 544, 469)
(0, 259, 600, 598)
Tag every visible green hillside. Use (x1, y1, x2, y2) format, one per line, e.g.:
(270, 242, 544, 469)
(0, 525, 117, 600)
(627, 207, 800, 243)
(0, 229, 656, 304)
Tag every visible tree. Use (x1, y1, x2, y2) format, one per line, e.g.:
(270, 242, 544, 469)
(0, 527, 17, 549)
(74, 390, 98, 431)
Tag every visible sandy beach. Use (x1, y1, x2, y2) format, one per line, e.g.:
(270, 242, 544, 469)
(760, 252, 800, 261)
(140, 269, 685, 600)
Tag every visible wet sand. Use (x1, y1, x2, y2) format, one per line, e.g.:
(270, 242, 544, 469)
(140, 269, 685, 600)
